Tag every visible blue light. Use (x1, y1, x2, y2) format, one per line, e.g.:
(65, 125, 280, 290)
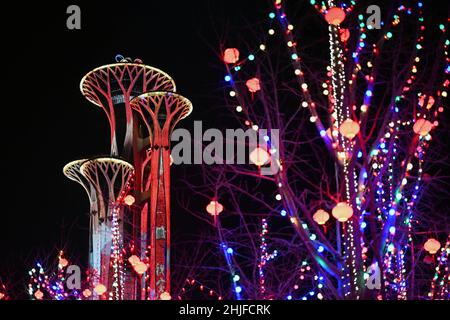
(280, 209, 287, 217)
(234, 66, 241, 71)
(365, 90, 373, 97)
(318, 246, 324, 253)
(359, 42, 365, 48)
(224, 75, 231, 82)
(389, 226, 396, 234)
(269, 12, 276, 19)
(380, 143, 385, 149)
(389, 208, 396, 216)
(287, 295, 293, 300)
(291, 53, 298, 60)
(248, 54, 255, 61)
(235, 286, 242, 293)
(357, 151, 363, 158)
(264, 135, 270, 142)
(320, 129, 326, 137)
(361, 221, 367, 229)
(227, 247, 234, 254)
(418, 2, 422, 7)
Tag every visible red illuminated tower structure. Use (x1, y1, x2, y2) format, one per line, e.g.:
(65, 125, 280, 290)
(131, 92, 192, 299)
(64, 157, 134, 300)
(65, 56, 192, 299)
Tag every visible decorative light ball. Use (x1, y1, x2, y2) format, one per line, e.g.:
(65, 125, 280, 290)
(249, 147, 270, 166)
(246, 77, 261, 93)
(94, 284, 107, 295)
(128, 255, 140, 266)
(82, 289, 92, 298)
(160, 292, 171, 300)
(313, 209, 330, 225)
(58, 258, 69, 268)
(332, 202, 353, 222)
(124, 195, 135, 206)
(325, 7, 346, 25)
(339, 28, 350, 42)
(206, 200, 224, 216)
(413, 119, 433, 136)
(34, 289, 44, 300)
(424, 238, 441, 254)
(134, 262, 148, 275)
(223, 48, 240, 64)
(339, 119, 360, 139)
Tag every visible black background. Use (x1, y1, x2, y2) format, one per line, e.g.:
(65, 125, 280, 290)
(1, 0, 448, 300)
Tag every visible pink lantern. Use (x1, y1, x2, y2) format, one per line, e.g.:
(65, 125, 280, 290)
(424, 238, 441, 254)
(82, 289, 92, 298)
(313, 209, 330, 225)
(160, 292, 171, 300)
(206, 200, 224, 216)
(249, 147, 270, 166)
(325, 7, 346, 26)
(413, 118, 433, 136)
(332, 202, 353, 222)
(223, 48, 240, 64)
(58, 258, 69, 268)
(339, 28, 350, 42)
(124, 194, 135, 206)
(128, 255, 140, 266)
(134, 261, 148, 275)
(94, 284, 107, 295)
(246, 77, 261, 93)
(339, 119, 360, 139)
(34, 289, 44, 300)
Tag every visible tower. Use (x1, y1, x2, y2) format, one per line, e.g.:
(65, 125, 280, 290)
(64, 56, 192, 299)
(63, 157, 134, 300)
(131, 92, 192, 299)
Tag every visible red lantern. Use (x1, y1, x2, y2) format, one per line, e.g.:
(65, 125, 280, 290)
(223, 48, 240, 64)
(413, 119, 433, 136)
(160, 292, 171, 300)
(94, 284, 107, 295)
(206, 200, 224, 216)
(424, 238, 441, 254)
(313, 209, 330, 225)
(0, 292, 5, 300)
(332, 202, 353, 222)
(339, 28, 350, 42)
(82, 289, 92, 298)
(58, 258, 69, 268)
(124, 195, 135, 206)
(325, 7, 346, 26)
(34, 289, 44, 300)
(249, 147, 270, 166)
(134, 261, 148, 275)
(128, 255, 140, 266)
(246, 77, 261, 93)
(339, 119, 360, 139)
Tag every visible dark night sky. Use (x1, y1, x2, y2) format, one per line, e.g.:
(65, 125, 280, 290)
(1, 0, 271, 293)
(1, 0, 448, 298)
